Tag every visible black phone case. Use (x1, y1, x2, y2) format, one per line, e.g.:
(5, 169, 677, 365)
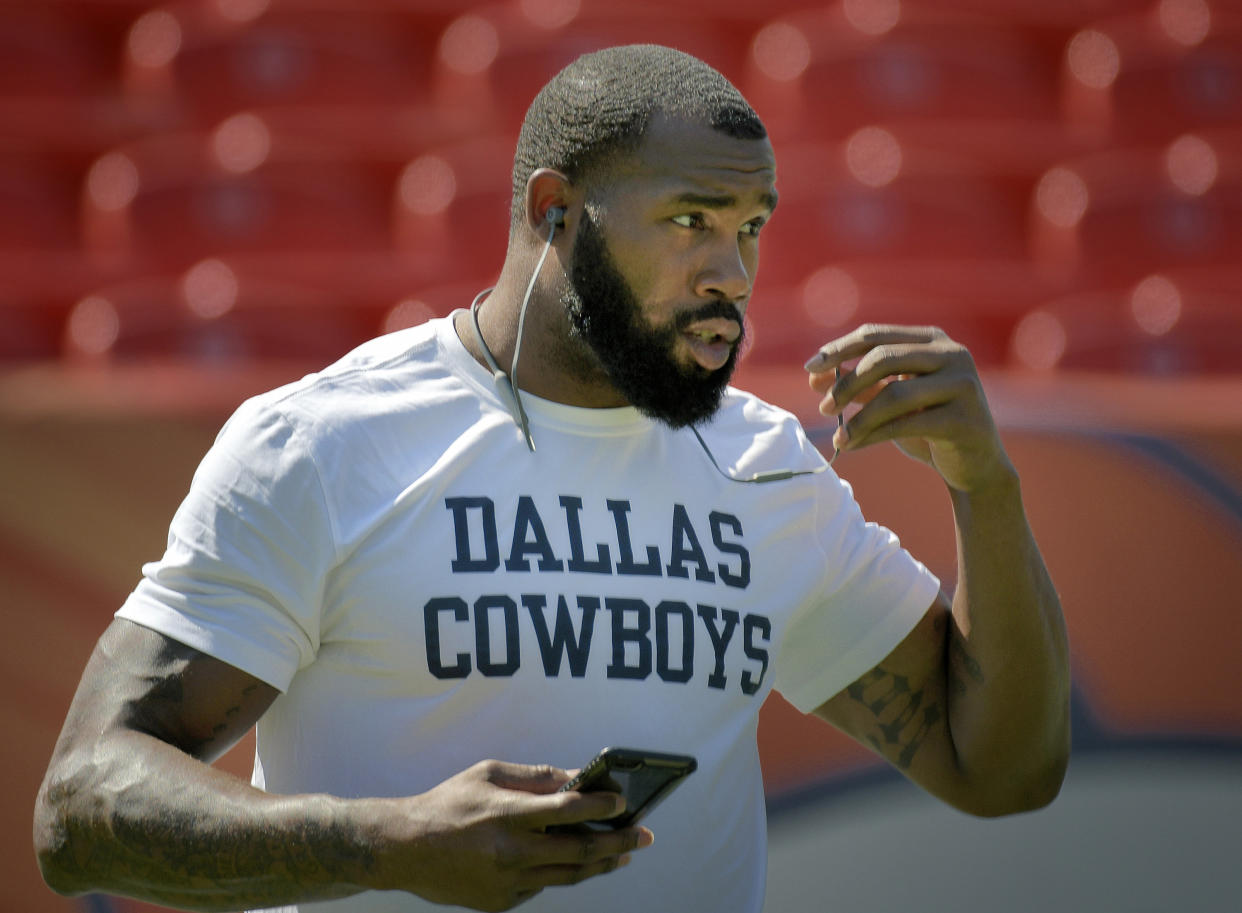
(558, 747, 697, 829)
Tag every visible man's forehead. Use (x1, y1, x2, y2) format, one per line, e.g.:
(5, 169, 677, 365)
(614, 113, 777, 202)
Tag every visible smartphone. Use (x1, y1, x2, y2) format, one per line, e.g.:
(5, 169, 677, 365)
(556, 747, 697, 830)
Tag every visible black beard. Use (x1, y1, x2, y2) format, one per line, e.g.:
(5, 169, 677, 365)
(560, 211, 743, 428)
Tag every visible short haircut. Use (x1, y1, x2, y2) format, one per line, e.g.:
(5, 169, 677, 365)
(511, 44, 766, 228)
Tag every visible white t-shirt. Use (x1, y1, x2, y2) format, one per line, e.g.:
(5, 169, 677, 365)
(118, 314, 939, 913)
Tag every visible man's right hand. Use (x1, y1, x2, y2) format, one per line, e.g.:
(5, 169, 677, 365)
(369, 759, 654, 911)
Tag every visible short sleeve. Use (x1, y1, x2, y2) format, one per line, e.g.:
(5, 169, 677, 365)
(774, 474, 941, 714)
(116, 397, 337, 691)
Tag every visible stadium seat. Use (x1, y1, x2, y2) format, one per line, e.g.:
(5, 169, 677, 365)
(61, 266, 389, 364)
(746, 257, 1061, 366)
(0, 248, 147, 362)
(0, 155, 80, 253)
(759, 136, 1031, 283)
(0, 7, 114, 100)
(0, 4, 183, 196)
(1009, 275, 1242, 375)
(898, 0, 1152, 30)
(427, 2, 751, 133)
(391, 131, 520, 279)
(81, 125, 395, 273)
(122, 3, 438, 126)
(742, 9, 1063, 144)
(1028, 135, 1242, 286)
(0, 281, 73, 362)
(1060, 8, 1242, 143)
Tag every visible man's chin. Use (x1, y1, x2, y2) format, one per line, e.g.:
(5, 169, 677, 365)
(629, 371, 734, 429)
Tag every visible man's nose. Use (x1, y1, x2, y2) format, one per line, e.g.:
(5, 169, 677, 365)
(694, 237, 753, 304)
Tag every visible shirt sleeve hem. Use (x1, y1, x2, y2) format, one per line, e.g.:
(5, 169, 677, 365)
(116, 597, 298, 693)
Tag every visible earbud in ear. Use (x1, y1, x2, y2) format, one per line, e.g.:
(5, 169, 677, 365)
(545, 206, 566, 228)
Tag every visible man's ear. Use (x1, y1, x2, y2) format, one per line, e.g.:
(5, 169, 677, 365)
(524, 168, 575, 240)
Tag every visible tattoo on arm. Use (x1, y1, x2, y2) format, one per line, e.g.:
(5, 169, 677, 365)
(845, 669, 942, 769)
(845, 614, 986, 771)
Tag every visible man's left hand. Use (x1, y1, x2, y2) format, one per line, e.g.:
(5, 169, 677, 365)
(805, 324, 1012, 493)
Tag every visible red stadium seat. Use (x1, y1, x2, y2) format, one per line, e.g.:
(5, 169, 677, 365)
(900, 0, 1150, 30)
(747, 257, 1062, 366)
(122, 3, 438, 126)
(0, 155, 81, 253)
(427, 2, 751, 133)
(0, 7, 114, 100)
(0, 5, 180, 190)
(1060, 9, 1242, 143)
(0, 249, 146, 361)
(760, 136, 1031, 283)
(61, 266, 389, 364)
(1009, 274, 1242, 375)
(1028, 134, 1242, 286)
(0, 273, 76, 362)
(742, 8, 1063, 144)
(81, 125, 395, 273)
(391, 132, 519, 279)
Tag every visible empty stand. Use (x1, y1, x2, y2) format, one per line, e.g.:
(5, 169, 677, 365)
(122, 3, 441, 126)
(1029, 134, 1242, 285)
(1, 285, 73, 362)
(0, 154, 81, 253)
(743, 9, 1064, 143)
(427, 2, 751, 132)
(900, 0, 1153, 29)
(0, 7, 115, 100)
(0, 251, 123, 362)
(81, 125, 395, 273)
(391, 131, 518, 277)
(1060, 7, 1242, 143)
(759, 135, 1032, 283)
(1010, 275, 1242, 375)
(62, 265, 388, 365)
(747, 257, 1061, 366)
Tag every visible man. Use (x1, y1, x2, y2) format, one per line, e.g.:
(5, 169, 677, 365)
(35, 45, 1069, 912)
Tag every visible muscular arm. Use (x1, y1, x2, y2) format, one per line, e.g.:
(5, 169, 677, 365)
(35, 619, 646, 911)
(808, 326, 1071, 816)
(817, 472, 1070, 816)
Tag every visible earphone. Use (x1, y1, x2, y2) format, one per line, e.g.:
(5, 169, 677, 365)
(545, 205, 566, 230)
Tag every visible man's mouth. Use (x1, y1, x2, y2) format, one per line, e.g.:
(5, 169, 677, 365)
(682, 317, 742, 371)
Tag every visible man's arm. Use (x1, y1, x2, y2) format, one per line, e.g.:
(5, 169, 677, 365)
(806, 324, 1071, 817)
(34, 618, 649, 911)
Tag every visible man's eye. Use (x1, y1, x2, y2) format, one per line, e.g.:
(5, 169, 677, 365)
(672, 213, 705, 229)
(742, 219, 766, 237)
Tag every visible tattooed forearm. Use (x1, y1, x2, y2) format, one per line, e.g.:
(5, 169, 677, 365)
(844, 667, 943, 769)
(43, 761, 371, 910)
(85, 802, 371, 909)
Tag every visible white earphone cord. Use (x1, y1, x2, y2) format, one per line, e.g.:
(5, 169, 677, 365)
(507, 216, 559, 450)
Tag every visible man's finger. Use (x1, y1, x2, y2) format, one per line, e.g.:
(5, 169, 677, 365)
(822, 345, 959, 412)
(479, 760, 573, 795)
(805, 324, 945, 373)
(518, 854, 634, 892)
(524, 787, 627, 830)
(536, 825, 653, 866)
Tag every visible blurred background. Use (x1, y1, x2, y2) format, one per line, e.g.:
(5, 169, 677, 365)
(1, 0, 1240, 910)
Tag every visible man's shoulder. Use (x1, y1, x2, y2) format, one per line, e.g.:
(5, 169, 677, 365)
(718, 384, 806, 432)
(692, 385, 825, 476)
(217, 318, 473, 452)
(246, 320, 451, 418)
